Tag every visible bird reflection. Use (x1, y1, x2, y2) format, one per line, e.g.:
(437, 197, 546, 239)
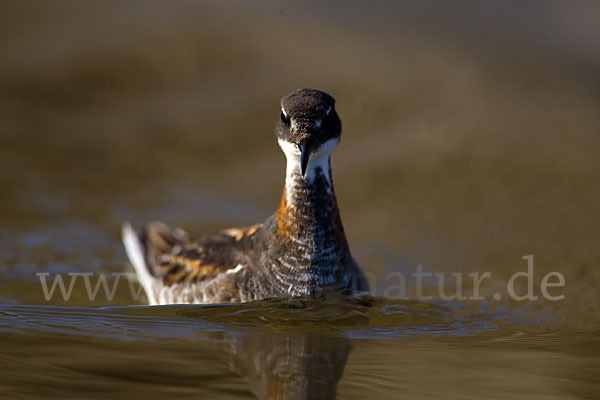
(218, 330, 351, 400)
(178, 294, 370, 399)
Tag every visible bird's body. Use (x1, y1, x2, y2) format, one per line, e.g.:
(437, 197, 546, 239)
(122, 89, 367, 305)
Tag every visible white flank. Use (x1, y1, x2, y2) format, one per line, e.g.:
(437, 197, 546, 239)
(122, 222, 158, 305)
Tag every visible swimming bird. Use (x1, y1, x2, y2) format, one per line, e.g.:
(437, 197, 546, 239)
(122, 88, 368, 304)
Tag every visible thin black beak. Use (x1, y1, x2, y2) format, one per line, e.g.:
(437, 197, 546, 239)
(298, 139, 313, 177)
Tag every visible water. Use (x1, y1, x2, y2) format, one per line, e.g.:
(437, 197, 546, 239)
(1, 1, 600, 399)
(2, 299, 594, 399)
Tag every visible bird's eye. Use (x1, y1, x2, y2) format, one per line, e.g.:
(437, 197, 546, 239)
(280, 110, 290, 125)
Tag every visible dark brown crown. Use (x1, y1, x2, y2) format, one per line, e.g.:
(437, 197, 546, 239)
(276, 88, 341, 148)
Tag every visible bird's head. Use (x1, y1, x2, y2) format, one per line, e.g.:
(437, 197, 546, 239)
(275, 88, 341, 178)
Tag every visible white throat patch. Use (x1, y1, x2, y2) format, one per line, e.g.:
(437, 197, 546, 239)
(278, 138, 338, 201)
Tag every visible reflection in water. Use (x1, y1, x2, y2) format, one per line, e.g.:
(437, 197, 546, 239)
(1, 296, 596, 399)
(0, 296, 504, 399)
(223, 332, 350, 400)
(0, 302, 352, 399)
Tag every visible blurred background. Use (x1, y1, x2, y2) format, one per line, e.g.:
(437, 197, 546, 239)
(2, 2, 600, 399)
(1, 0, 600, 316)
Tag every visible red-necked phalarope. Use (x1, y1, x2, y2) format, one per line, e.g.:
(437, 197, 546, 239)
(122, 88, 368, 304)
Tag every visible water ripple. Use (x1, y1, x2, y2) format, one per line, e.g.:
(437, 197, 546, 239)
(0, 294, 540, 341)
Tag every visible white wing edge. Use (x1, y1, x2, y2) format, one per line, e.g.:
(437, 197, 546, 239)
(122, 222, 158, 305)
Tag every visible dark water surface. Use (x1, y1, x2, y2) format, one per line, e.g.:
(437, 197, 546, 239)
(1, 298, 596, 399)
(1, 1, 600, 399)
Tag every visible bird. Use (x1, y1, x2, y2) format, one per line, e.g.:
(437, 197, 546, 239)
(122, 88, 368, 305)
